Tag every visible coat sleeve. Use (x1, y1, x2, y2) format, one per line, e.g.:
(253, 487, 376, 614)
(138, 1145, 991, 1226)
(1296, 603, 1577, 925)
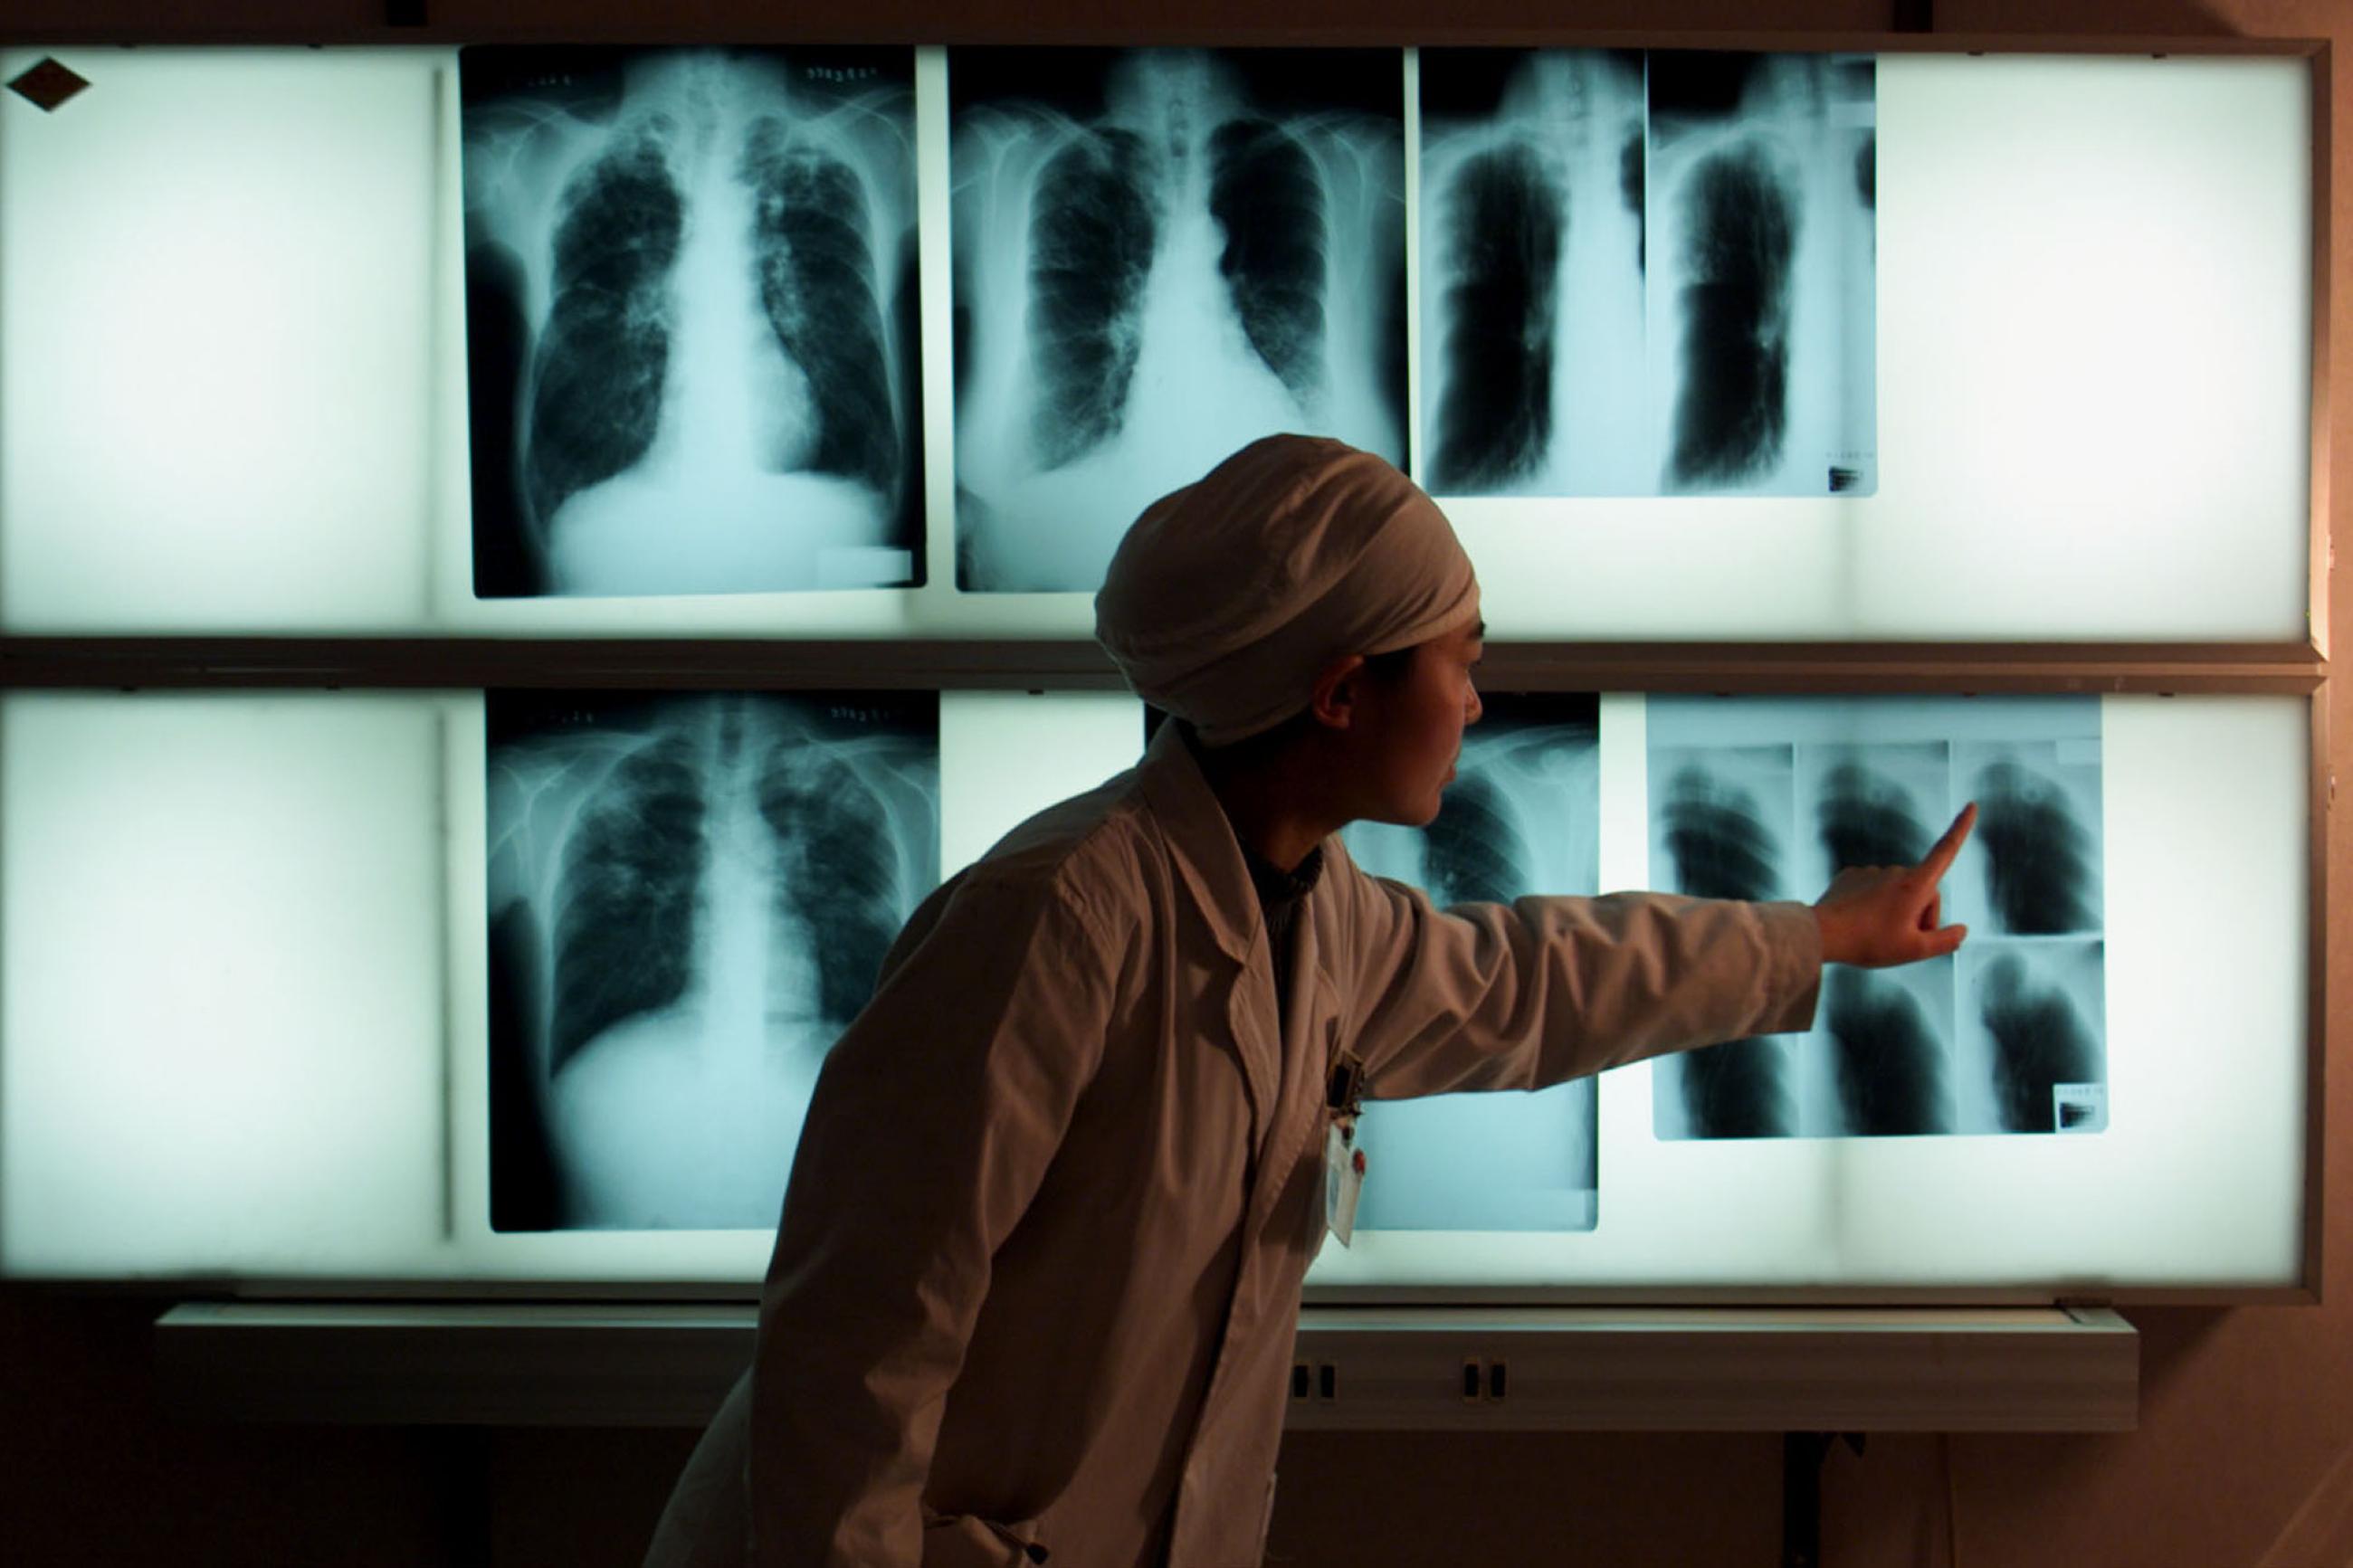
(749, 872, 1123, 1568)
(1339, 868, 1823, 1100)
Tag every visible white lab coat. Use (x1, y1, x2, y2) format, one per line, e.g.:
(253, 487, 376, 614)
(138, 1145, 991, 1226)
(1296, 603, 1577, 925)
(647, 721, 1821, 1568)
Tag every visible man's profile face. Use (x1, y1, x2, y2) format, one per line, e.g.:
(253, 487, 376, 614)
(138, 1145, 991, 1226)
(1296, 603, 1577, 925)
(1348, 613, 1486, 828)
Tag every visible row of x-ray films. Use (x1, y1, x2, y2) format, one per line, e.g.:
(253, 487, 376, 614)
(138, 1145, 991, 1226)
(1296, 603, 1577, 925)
(487, 690, 2102, 1235)
(1649, 697, 2107, 1141)
(461, 45, 1876, 601)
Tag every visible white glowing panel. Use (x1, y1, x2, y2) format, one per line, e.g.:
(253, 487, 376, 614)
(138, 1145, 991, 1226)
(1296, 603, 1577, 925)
(0, 50, 442, 632)
(0, 49, 2312, 637)
(0, 694, 449, 1275)
(1307, 695, 2308, 1293)
(938, 691, 1147, 875)
(1454, 55, 2312, 641)
(0, 690, 1145, 1281)
(0, 690, 2309, 1289)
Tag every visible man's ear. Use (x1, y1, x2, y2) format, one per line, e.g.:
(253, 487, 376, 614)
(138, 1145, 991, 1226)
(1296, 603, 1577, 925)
(1307, 654, 1367, 730)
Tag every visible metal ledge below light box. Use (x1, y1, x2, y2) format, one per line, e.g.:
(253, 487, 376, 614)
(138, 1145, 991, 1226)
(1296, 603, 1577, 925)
(153, 1302, 2137, 1432)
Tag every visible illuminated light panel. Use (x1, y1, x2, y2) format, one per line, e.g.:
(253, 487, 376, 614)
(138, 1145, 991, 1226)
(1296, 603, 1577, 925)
(0, 50, 2313, 639)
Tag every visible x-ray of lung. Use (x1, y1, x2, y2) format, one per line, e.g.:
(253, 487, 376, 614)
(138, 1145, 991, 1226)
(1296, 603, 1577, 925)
(1338, 695, 1601, 1231)
(486, 690, 938, 1229)
(1952, 740, 2104, 936)
(951, 49, 1406, 592)
(1821, 961, 1956, 1136)
(1958, 941, 2108, 1134)
(462, 48, 923, 598)
(1649, 697, 2106, 1139)
(1419, 49, 1874, 498)
(1648, 739, 1800, 1136)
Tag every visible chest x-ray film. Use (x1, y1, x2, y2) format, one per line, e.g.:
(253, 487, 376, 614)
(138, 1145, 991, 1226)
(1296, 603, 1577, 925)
(1338, 694, 1602, 1230)
(949, 48, 1407, 591)
(1647, 696, 2104, 1139)
(1420, 50, 1874, 499)
(486, 690, 938, 1230)
(462, 48, 924, 598)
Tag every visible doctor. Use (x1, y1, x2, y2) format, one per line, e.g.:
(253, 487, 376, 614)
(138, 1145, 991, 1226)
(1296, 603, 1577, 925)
(646, 434, 1972, 1568)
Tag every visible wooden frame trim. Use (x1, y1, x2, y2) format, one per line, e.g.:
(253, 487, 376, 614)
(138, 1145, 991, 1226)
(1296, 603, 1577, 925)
(153, 1300, 2139, 1433)
(0, 28, 2329, 54)
(0, 637, 2326, 695)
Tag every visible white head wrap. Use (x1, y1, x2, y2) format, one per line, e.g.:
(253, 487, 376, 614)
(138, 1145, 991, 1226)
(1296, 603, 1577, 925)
(1094, 434, 1481, 746)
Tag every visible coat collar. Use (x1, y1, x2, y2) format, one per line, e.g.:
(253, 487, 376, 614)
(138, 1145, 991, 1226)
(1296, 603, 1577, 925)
(1134, 722, 1346, 1154)
(1134, 720, 1265, 968)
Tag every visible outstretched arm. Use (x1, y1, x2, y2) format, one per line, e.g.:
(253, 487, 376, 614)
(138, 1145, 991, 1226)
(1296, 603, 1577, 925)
(1339, 805, 1976, 1102)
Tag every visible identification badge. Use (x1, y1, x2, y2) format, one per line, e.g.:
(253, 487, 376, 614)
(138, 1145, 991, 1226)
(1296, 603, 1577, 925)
(1323, 1119, 1365, 1248)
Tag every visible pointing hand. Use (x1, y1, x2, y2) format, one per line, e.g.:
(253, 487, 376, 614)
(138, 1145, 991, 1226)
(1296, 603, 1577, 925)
(1812, 803, 1976, 968)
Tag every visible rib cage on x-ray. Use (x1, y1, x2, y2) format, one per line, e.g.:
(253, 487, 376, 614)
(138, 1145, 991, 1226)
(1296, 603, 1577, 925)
(1424, 774, 1522, 907)
(1655, 754, 1796, 1138)
(462, 48, 922, 598)
(1652, 725, 1965, 1142)
(486, 691, 938, 1230)
(1001, 99, 1348, 463)
(1024, 125, 1160, 468)
(952, 49, 1406, 593)
(547, 730, 707, 1075)
(1824, 965, 1954, 1136)
(1214, 117, 1336, 404)
(1653, 52, 1877, 496)
(1649, 698, 2109, 1141)
(1973, 756, 2101, 936)
(1816, 756, 1931, 872)
(1666, 144, 1796, 486)
(1430, 142, 1566, 492)
(1338, 698, 1601, 1232)
(1419, 49, 1874, 499)
(1422, 51, 1644, 496)
(522, 130, 683, 538)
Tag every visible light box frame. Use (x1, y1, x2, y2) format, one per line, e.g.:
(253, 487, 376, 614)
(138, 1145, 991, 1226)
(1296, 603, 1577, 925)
(0, 25, 2332, 1310)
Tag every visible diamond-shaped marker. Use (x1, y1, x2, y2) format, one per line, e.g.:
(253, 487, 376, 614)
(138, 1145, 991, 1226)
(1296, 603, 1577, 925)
(9, 58, 90, 113)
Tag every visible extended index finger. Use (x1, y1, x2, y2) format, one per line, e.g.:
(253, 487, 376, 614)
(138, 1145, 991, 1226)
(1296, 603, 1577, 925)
(1914, 802, 1978, 885)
